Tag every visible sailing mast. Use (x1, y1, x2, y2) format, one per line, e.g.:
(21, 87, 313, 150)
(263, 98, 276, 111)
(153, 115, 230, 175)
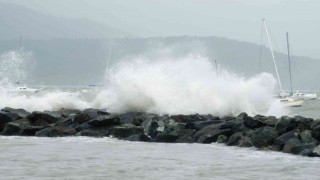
(286, 32, 293, 96)
(262, 18, 284, 96)
(105, 47, 112, 78)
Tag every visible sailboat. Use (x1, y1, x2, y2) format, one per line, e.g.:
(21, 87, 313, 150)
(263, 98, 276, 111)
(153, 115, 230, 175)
(262, 19, 303, 107)
(14, 36, 40, 93)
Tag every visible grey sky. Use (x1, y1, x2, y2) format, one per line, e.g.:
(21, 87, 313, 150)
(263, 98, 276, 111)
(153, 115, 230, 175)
(1, 0, 319, 58)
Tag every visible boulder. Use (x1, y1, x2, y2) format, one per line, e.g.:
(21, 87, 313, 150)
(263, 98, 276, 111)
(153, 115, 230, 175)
(21, 126, 46, 136)
(282, 138, 317, 155)
(193, 123, 232, 144)
(227, 132, 253, 147)
(300, 130, 318, 144)
(28, 111, 62, 124)
(87, 115, 120, 127)
(125, 134, 151, 142)
(251, 127, 277, 148)
(275, 116, 297, 135)
(170, 114, 206, 123)
(0, 111, 19, 131)
(175, 129, 196, 143)
(118, 112, 147, 126)
(217, 135, 229, 143)
(57, 108, 81, 117)
(35, 127, 52, 137)
(273, 131, 299, 147)
(312, 145, 320, 156)
(1, 107, 30, 119)
(239, 113, 265, 129)
(50, 126, 77, 137)
(110, 124, 144, 139)
(254, 115, 278, 127)
(1, 122, 21, 136)
(192, 120, 223, 130)
(311, 123, 320, 141)
(74, 108, 109, 124)
(75, 122, 91, 132)
(76, 127, 110, 137)
(155, 122, 185, 143)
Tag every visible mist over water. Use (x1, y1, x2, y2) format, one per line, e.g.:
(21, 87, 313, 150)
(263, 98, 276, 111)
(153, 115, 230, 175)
(94, 55, 287, 117)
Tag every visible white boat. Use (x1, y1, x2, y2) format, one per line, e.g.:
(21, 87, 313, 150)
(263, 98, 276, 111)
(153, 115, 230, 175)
(261, 19, 304, 107)
(16, 86, 39, 93)
(293, 91, 317, 100)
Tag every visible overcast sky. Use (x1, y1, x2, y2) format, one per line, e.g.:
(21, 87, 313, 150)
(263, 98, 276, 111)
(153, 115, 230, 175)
(1, 0, 319, 58)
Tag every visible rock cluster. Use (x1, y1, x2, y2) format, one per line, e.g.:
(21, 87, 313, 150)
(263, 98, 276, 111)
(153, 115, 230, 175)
(1, 107, 320, 157)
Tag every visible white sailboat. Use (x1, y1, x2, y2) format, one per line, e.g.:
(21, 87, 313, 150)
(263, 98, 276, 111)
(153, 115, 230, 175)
(262, 19, 303, 107)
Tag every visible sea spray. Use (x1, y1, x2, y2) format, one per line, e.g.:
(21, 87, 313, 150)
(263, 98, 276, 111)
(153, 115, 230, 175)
(0, 50, 90, 112)
(93, 55, 288, 116)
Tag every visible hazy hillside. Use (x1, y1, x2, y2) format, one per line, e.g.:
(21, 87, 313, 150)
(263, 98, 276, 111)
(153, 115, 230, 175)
(0, 2, 128, 39)
(0, 36, 319, 90)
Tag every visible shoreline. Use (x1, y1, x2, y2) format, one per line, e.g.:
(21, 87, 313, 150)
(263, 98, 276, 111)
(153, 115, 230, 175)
(0, 107, 319, 157)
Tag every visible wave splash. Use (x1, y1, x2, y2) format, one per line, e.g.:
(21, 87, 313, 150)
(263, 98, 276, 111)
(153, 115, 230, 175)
(93, 55, 287, 116)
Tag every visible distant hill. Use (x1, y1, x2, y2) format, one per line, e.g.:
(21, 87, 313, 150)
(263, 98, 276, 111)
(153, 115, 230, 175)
(0, 36, 319, 90)
(0, 2, 128, 39)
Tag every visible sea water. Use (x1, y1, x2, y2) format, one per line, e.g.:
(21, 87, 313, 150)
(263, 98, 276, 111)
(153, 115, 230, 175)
(0, 136, 319, 180)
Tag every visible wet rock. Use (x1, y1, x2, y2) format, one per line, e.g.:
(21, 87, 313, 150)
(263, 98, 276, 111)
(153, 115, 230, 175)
(87, 115, 120, 127)
(256, 115, 278, 127)
(35, 127, 52, 137)
(1, 122, 21, 135)
(312, 145, 320, 156)
(300, 130, 317, 144)
(75, 122, 91, 132)
(118, 112, 147, 126)
(0, 111, 19, 131)
(56, 118, 77, 128)
(251, 127, 277, 148)
(239, 113, 265, 129)
(170, 114, 206, 123)
(28, 111, 62, 124)
(227, 131, 253, 147)
(274, 131, 299, 147)
(74, 108, 109, 124)
(142, 118, 161, 138)
(217, 135, 228, 143)
(282, 138, 317, 155)
(193, 123, 232, 144)
(311, 125, 320, 141)
(1, 107, 30, 119)
(21, 126, 45, 136)
(192, 120, 223, 130)
(125, 134, 151, 142)
(175, 129, 196, 143)
(275, 116, 298, 135)
(76, 127, 110, 137)
(110, 124, 144, 139)
(57, 108, 81, 117)
(50, 126, 77, 137)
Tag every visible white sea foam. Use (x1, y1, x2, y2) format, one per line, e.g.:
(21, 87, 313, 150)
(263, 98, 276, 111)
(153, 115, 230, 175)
(93, 55, 288, 116)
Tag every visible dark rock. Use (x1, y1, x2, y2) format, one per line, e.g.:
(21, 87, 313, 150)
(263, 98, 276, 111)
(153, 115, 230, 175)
(76, 127, 110, 137)
(311, 125, 320, 141)
(142, 118, 160, 138)
(192, 120, 223, 130)
(300, 130, 318, 144)
(283, 138, 317, 155)
(170, 114, 206, 123)
(251, 127, 277, 148)
(254, 115, 278, 127)
(87, 115, 120, 127)
(1, 107, 30, 119)
(1, 122, 21, 135)
(227, 131, 253, 147)
(35, 127, 52, 137)
(57, 108, 81, 117)
(275, 116, 297, 135)
(301, 149, 314, 157)
(75, 122, 91, 132)
(217, 135, 228, 143)
(50, 126, 77, 137)
(0, 111, 19, 131)
(125, 134, 151, 142)
(21, 126, 45, 136)
(110, 124, 144, 139)
(294, 116, 313, 132)
(175, 129, 196, 143)
(274, 131, 299, 146)
(194, 123, 232, 144)
(28, 111, 62, 124)
(312, 145, 320, 156)
(118, 112, 146, 126)
(240, 114, 266, 129)
(56, 118, 77, 128)
(74, 108, 109, 124)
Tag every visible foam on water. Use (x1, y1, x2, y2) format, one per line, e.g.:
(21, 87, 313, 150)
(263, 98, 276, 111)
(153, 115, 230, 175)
(93, 55, 288, 117)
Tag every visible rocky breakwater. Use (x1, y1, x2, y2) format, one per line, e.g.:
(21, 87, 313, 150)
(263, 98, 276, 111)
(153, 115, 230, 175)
(1, 107, 320, 157)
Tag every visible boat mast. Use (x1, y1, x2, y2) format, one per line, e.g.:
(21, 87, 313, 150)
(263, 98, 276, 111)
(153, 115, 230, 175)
(105, 47, 112, 77)
(286, 32, 293, 96)
(263, 18, 284, 96)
